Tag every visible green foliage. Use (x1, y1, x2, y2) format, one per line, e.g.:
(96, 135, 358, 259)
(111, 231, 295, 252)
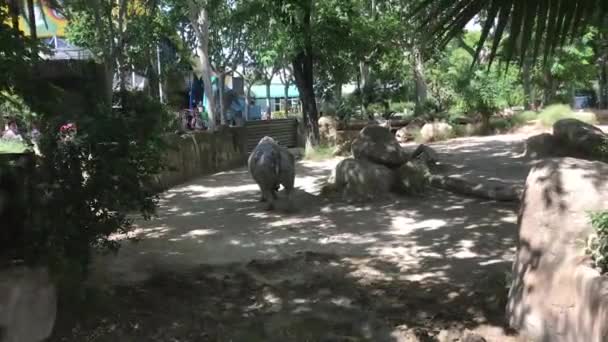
(538, 104, 598, 127)
(3, 92, 167, 283)
(414, 0, 607, 67)
(304, 144, 335, 161)
(585, 211, 608, 274)
(0, 91, 41, 133)
(511, 110, 539, 126)
(489, 118, 513, 133)
(389, 102, 415, 115)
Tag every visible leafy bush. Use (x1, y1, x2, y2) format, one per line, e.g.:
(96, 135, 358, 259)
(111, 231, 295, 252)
(336, 95, 360, 121)
(305, 144, 335, 161)
(511, 110, 539, 126)
(2, 92, 167, 285)
(538, 104, 598, 127)
(585, 211, 608, 274)
(489, 118, 513, 133)
(389, 101, 415, 115)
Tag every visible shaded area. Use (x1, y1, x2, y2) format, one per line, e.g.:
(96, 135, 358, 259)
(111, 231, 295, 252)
(54, 252, 518, 341)
(403, 134, 534, 188)
(76, 136, 529, 341)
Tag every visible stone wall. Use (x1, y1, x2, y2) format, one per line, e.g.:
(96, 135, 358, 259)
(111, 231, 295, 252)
(152, 127, 247, 191)
(507, 158, 608, 342)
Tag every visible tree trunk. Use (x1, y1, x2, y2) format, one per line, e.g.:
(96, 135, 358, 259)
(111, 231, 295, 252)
(265, 79, 272, 119)
(543, 68, 555, 106)
(244, 84, 252, 121)
(26, 0, 36, 39)
(598, 31, 608, 109)
(359, 61, 371, 119)
(219, 72, 226, 124)
(522, 58, 533, 110)
(599, 60, 608, 109)
(412, 46, 428, 114)
(333, 82, 342, 102)
(116, 0, 128, 95)
(9, 0, 20, 35)
(190, 5, 217, 131)
(284, 82, 290, 117)
(293, 52, 319, 145)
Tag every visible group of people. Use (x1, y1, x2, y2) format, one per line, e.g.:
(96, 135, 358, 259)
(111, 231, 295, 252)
(1, 118, 40, 142)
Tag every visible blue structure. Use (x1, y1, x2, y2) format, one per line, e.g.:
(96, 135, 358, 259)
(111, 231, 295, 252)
(188, 75, 263, 122)
(249, 84, 300, 115)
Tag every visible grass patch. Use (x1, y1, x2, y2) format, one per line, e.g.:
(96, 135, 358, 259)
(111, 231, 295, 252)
(511, 110, 539, 126)
(538, 104, 598, 127)
(305, 144, 335, 160)
(0, 139, 29, 154)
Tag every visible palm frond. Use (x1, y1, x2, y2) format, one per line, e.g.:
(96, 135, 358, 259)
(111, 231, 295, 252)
(413, 0, 607, 67)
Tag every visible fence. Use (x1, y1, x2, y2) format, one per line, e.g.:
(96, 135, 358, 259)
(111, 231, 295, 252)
(244, 119, 299, 152)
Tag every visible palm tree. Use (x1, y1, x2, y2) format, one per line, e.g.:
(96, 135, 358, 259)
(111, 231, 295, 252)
(414, 0, 608, 66)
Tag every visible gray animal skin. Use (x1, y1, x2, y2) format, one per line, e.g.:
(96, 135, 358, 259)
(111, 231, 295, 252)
(248, 136, 295, 211)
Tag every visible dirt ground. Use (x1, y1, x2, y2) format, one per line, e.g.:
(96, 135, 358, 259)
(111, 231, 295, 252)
(49, 134, 536, 342)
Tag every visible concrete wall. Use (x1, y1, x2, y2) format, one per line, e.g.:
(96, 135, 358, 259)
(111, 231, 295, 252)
(152, 127, 247, 191)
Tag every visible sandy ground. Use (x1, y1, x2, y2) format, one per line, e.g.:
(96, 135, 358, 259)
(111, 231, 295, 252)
(64, 133, 544, 341)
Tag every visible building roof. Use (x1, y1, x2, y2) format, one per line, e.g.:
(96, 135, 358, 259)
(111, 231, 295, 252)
(250, 84, 299, 99)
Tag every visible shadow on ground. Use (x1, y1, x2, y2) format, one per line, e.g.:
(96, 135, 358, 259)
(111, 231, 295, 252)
(54, 136, 530, 341)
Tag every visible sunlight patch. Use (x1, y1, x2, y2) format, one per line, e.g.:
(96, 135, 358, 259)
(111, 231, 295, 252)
(181, 229, 218, 238)
(318, 233, 377, 245)
(388, 217, 447, 235)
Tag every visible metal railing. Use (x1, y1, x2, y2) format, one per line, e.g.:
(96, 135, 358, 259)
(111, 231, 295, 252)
(43, 48, 94, 61)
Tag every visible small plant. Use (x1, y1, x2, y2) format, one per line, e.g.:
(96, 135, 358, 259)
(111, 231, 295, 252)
(511, 110, 539, 126)
(585, 211, 608, 274)
(489, 117, 513, 133)
(305, 144, 336, 161)
(538, 104, 598, 127)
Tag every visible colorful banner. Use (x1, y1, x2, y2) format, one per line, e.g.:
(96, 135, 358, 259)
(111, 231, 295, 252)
(9, 0, 67, 38)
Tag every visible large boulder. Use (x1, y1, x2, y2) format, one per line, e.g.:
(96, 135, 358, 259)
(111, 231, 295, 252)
(506, 158, 608, 342)
(351, 125, 407, 168)
(0, 267, 57, 342)
(553, 118, 607, 159)
(524, 133, 558, 159)
(318, 116, 339, 146)
(395, 126, 415, 143)
(410, 144, 439, 166)
(324, 158, 397, 201)
(394, 161, 429, 195)
(419, 122, 454, 143)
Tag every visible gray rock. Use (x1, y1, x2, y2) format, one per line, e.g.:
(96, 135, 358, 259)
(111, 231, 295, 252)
(553, 118, 607, 159)
(506, 158, 608, 342)
(524, 133, 558, 159)
(462, 333, 486, 342)
(411, 144, 439, 166)
(248, 136, 295, 211)
(326, 158, 396, 202)
(419, 122, 453, 143)
(351, 125, 407, 168)
(0, 267, 57, 342)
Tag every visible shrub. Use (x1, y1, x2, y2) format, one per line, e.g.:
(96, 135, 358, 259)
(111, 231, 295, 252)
(389, 101, 415, 115)
(305, 144, 335, 161)
(511, 110, 539, 126)
(538, 104, 598, 127)
(2, 92, 167, 286)
(489, 118, 513, 133)
(585, 211, 608, 274)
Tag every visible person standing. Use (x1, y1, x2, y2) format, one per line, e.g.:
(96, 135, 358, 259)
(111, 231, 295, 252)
(2, 120, 23, 141)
